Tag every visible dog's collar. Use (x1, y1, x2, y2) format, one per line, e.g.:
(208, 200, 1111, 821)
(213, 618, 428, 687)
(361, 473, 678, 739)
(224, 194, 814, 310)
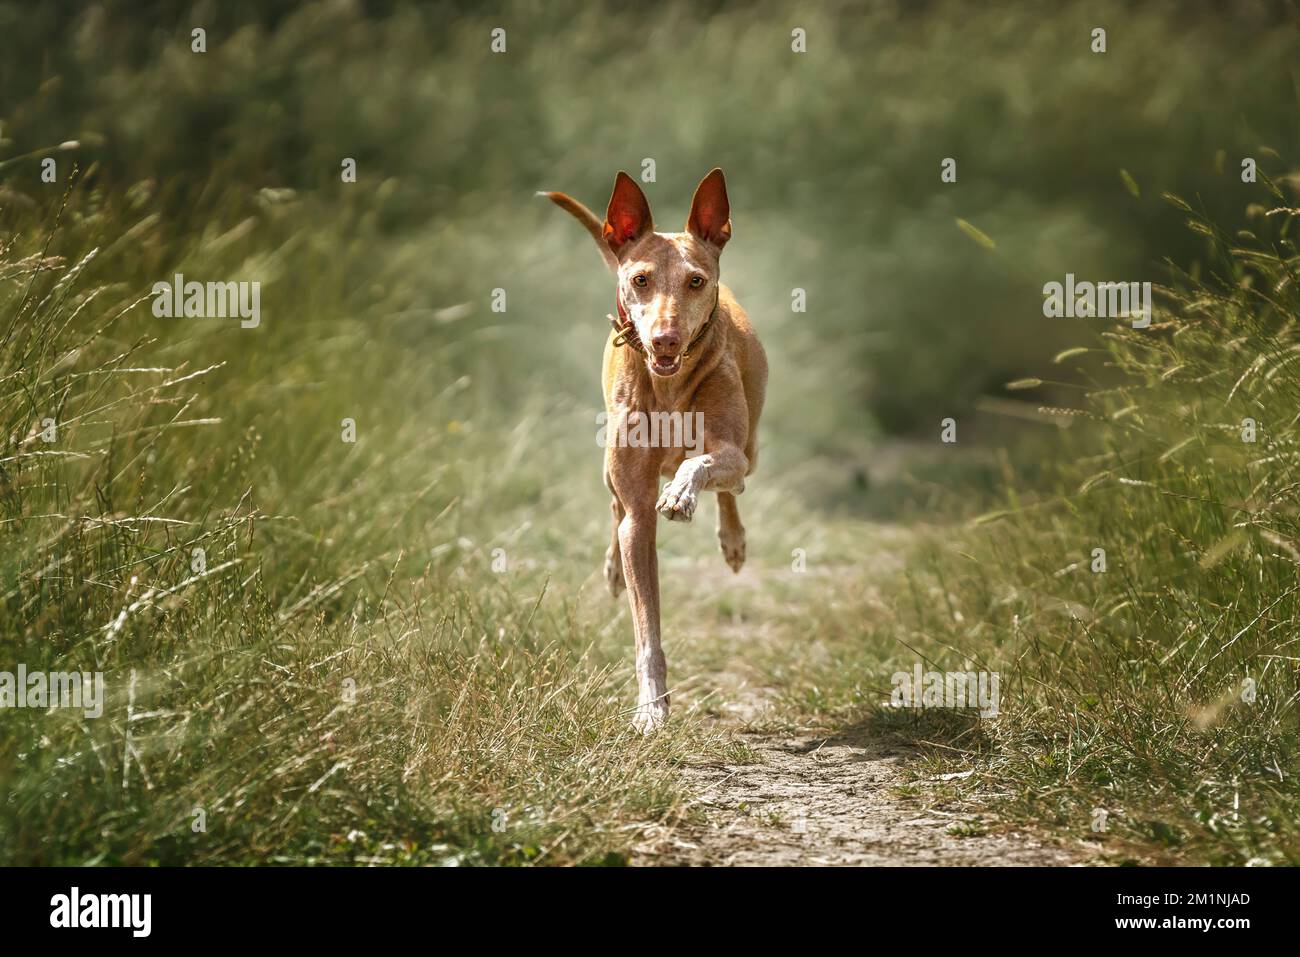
(609, 288, 719, 359)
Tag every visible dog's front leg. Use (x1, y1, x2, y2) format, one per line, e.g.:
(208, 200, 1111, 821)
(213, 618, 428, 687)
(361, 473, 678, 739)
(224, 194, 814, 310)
(656, 443, 749, 522)
(608, 437, 669, 732)
(656, 372, 751, 523)
(617, 501, 668, 733)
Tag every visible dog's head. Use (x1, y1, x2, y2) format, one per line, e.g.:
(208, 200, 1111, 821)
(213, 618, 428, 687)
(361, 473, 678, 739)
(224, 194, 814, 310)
(603, 169, 731, 378)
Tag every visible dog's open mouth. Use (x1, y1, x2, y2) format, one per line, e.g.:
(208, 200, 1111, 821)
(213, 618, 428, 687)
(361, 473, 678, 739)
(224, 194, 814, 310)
(649, 353, 682, 376)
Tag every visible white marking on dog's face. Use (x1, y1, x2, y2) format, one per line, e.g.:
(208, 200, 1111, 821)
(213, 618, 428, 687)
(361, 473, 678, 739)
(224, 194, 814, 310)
(618, 232, 720, 377)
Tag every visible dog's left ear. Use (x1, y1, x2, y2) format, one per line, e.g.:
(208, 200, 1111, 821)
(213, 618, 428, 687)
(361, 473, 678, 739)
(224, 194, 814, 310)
(686, 168, 731, 250)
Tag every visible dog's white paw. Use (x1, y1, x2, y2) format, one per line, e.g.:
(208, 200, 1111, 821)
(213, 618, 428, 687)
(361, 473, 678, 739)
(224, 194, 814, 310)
(656, 478, 697, 522)
(718, 525, 746, 573)
(632, 695, 670, 735)
(604, 546, 625, 598)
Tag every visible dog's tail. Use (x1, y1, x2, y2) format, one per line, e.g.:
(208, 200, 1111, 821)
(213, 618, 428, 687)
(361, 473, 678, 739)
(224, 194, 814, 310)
(537, 191, 619, 273)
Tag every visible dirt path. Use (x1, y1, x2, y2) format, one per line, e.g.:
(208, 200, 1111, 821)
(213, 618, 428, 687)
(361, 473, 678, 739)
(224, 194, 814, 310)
(630, 547, 1095, 867)
(635, 684, 1087, 865)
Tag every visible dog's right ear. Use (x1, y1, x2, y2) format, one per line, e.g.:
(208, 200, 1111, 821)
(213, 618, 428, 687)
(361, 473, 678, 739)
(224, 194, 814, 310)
(603, 172, 654, 256)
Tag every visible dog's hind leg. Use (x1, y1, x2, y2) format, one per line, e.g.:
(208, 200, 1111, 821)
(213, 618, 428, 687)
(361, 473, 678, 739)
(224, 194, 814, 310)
(716, 491, 746, 573)
(605, 496, 626, 597)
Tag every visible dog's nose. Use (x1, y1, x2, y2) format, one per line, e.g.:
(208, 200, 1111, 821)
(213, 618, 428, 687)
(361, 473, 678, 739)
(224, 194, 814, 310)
(650, 329, 680, 354)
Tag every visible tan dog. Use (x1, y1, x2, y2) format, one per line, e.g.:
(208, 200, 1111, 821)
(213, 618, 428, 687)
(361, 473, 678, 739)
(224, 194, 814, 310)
(541, 169, 767, 732)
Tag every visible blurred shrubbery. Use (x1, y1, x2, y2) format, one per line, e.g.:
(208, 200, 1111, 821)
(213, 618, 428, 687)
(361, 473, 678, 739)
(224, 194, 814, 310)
(2, 0, 1297, 455)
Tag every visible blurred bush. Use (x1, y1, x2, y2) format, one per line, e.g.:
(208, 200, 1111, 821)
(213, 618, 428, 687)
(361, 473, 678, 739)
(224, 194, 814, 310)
(1, 0, 1296, 454)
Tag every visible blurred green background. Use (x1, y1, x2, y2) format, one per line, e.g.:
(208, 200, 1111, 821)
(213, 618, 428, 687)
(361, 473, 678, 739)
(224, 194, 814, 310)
(4, 0, 1297, 482)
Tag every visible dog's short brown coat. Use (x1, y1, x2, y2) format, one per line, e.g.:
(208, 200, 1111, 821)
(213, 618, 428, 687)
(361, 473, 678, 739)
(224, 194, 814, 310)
(542, 169, 767, 731)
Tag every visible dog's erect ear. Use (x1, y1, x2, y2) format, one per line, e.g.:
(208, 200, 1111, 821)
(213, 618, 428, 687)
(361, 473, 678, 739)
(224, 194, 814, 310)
(686, 168, 731, 250)
(603, 172, 654, 255)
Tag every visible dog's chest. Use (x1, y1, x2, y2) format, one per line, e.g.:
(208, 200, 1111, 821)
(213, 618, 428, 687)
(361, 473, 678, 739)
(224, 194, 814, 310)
(608, 374, 705, 477)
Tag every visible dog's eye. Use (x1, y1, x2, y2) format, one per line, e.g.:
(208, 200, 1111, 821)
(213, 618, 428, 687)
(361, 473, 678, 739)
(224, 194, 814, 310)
(632, 274, 648, 287)
(689, 275, 705, 289)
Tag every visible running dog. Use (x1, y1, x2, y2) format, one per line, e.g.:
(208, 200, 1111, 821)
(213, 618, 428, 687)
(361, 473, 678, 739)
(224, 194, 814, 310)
(540, 169, 768, 732)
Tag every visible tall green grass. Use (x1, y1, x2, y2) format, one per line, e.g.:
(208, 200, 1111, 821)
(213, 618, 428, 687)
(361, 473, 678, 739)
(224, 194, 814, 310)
(776, 189, 1300, 864)
(0, 179, 753, 865)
